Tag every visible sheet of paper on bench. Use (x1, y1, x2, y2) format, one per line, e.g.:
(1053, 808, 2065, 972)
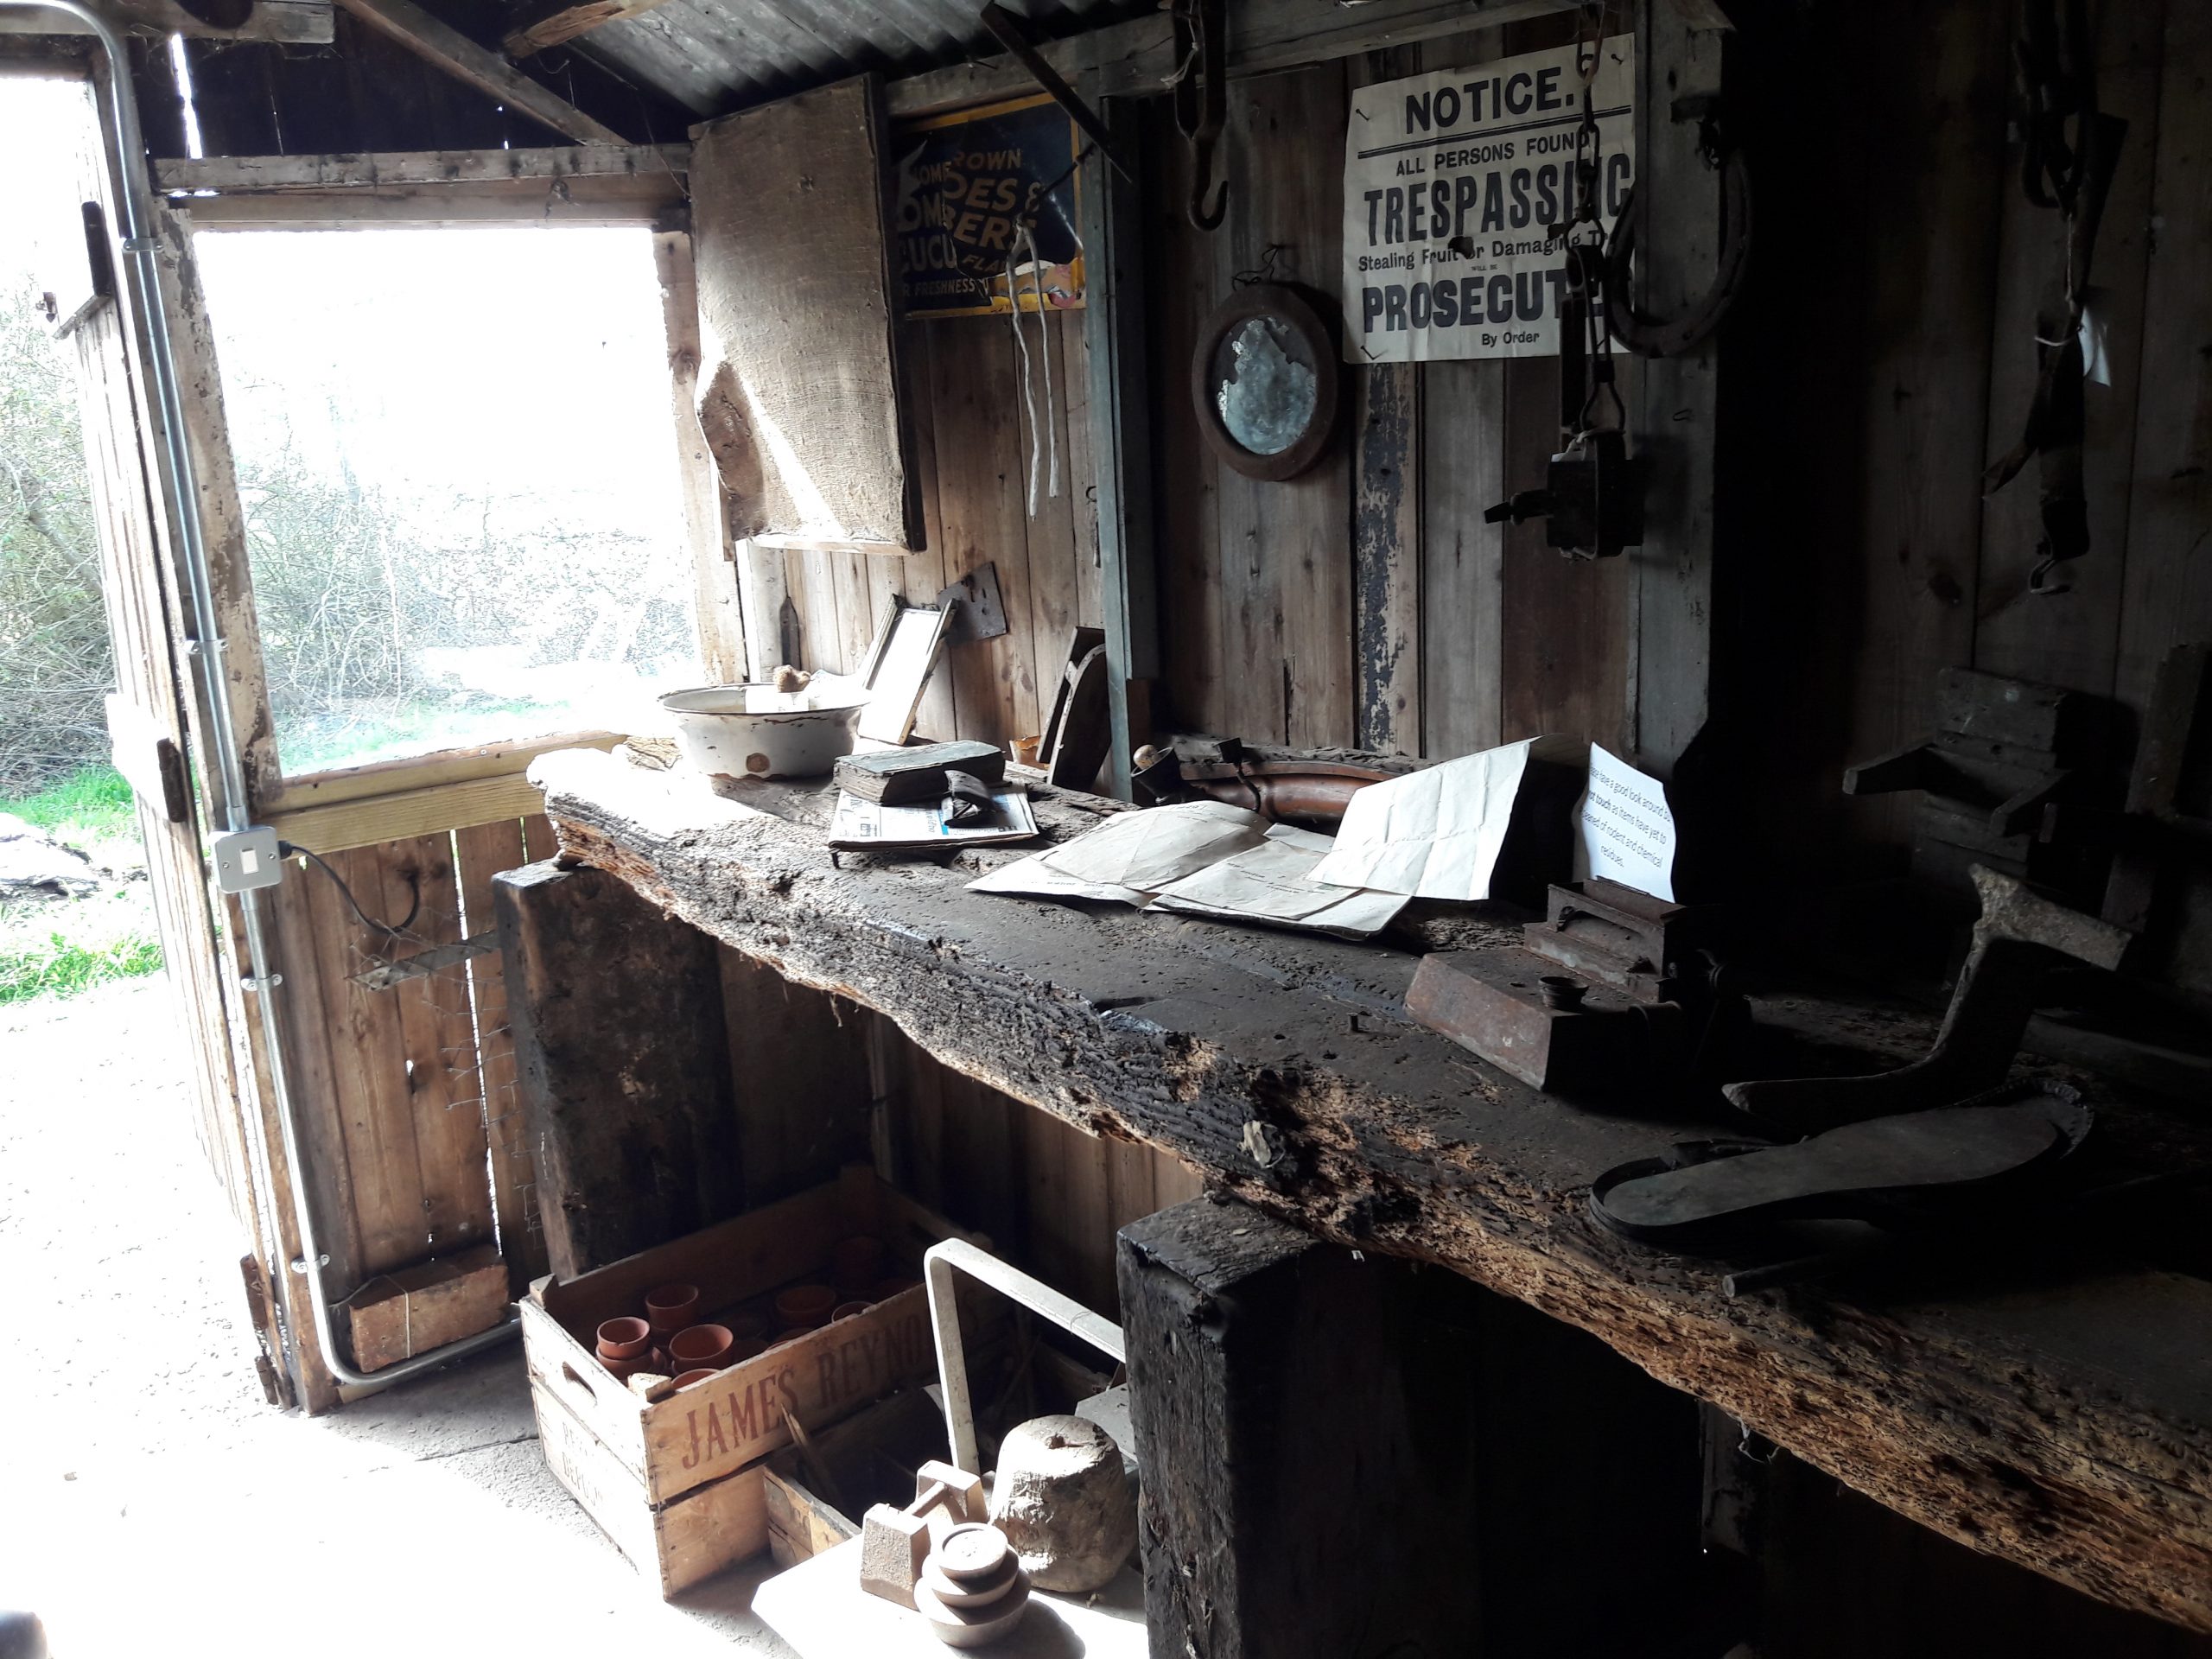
(1575, 743, 1676, 901)
(1309, 737, 1545, 901)
(969, 800, 1407, 938)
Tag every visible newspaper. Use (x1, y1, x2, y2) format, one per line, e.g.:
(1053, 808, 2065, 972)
(969, 801, 1407, 939)
(829, 786, 1038, 850)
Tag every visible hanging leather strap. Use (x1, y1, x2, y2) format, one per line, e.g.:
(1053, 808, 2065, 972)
(1984, 0, 2126, 594)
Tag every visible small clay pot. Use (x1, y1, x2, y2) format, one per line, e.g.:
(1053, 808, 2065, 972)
(667, 1323, 735, 1371)
(774, 1283, 838, 1330)
(595, 1316, 652, 1361)
(671, 1369, 719, 1389)
(832, 1300, 872, 1321)
(873, 1276, 923, 1302)
(830, 1235, 887, 1300)
(644, 1283, 700, 1335)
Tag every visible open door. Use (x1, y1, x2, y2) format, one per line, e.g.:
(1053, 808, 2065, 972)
(66, 97, 741, 1408)
(40, 70, 291, 1401)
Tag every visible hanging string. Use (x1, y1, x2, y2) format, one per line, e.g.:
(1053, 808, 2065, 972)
(1231, 243, 1288, 288)
(1003, 225, 1061, 517)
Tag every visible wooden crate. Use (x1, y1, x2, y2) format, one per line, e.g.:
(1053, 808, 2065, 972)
(521, 1166, 986, 1597)
(761, 1387, 950, 1568)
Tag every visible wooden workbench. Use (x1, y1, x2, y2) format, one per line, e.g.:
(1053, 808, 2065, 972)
(530, 747, 2212, 1633)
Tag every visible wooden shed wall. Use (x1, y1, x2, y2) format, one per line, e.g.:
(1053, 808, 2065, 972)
(775, 0, 2211, 871)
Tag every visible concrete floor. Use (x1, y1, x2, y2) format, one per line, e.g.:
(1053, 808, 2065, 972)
(0, 976, 798, 1659)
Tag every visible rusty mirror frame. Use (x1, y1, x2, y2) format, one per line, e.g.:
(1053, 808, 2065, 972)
(1189, 283, 1340, 482)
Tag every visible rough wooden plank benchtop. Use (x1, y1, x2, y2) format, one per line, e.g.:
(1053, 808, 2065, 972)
(531, 747, 2212, 1630)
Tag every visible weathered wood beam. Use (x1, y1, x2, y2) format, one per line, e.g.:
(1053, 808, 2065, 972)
(0, 0, 332, 42)
(887, 0, 1582, 118)
(528, 747, 2212, 1633)
(500, 0, 666, 58)
(333, 0, 629, 143)
(1121, 1198, 1709, 1657)
(1121, 1199, 1484, 1658)
(156, 144, 686, 193)
(493, 860, 742, 1279)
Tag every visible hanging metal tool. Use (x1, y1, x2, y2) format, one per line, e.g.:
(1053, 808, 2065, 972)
(1984, 0, 2126, 596)
(1170, 0, 1228, 230)
(1485, 30, 1649, 558)
(1604, 92, 1754, 359)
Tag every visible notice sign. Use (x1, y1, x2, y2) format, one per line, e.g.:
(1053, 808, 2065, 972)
(1341, 37, 1635, 363)
(1575, 744, 1675, 902)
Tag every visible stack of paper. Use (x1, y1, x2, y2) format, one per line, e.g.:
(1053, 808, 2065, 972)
(968, 800, 1407, 939)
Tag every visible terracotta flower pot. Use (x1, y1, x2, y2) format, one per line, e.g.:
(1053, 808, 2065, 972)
(671, 1369, 719, 1389)
(645, 1283, 700, 1336)
(832, 1300, 871, 1321)
(596, 1316, 652, 1361)
(667, 1323, 735, 1371)
(774, 1283, 838, 1330)
(830, 1235, 887, 1300)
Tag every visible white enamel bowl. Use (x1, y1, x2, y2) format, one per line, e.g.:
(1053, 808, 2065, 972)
(658, 683, 869, 780)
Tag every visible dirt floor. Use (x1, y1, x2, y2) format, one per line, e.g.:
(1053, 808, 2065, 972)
(0, 976, 798, 1658)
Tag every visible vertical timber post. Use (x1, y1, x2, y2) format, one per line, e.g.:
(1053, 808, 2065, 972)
(1080, 84, 1159, 800)
(493, 861, 742, 1278)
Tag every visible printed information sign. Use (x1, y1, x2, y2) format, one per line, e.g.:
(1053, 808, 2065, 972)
(1340, 37, 1635, 362)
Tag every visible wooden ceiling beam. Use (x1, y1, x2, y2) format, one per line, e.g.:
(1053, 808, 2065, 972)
(500, 0, 670, 60)
(333, 0, 630, 144)
(156, 143, 686, 192)
(0, 0, 333, 42)
(887, 0, 1587, 118)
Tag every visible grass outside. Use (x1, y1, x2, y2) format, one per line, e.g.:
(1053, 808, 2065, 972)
(1, 764, 162, 1005)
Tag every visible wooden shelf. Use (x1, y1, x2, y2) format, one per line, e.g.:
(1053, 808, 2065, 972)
(530, 746, 2212, 1635)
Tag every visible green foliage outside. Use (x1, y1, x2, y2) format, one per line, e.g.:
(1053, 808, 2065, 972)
(1, 252, 159, 1004)
(0, 282, 111, 799)
(0, 928, 162, 1005)
(4, 761, 136, 838)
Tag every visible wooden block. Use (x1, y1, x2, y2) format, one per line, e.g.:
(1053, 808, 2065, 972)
(1936, 666, 2096, 760)
(342, 1242, 508, 1372)
(861, 1503, 931, 1607)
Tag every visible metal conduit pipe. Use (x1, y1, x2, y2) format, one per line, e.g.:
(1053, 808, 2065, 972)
(14, 0, 518, 1395)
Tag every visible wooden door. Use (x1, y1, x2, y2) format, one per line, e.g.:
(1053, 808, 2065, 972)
(54, 73, 291, 1402)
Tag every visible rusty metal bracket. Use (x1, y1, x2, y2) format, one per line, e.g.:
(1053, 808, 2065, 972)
(1723, 866, 2134, 1136)
(977, 2, 1137, 183)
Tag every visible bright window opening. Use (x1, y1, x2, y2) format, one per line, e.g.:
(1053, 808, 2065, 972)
(193, 226, 700, 778)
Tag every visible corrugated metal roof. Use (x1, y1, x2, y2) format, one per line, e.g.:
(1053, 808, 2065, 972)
(570, 0, 1141, 118)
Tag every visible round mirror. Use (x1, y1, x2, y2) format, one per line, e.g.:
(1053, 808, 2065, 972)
(1191, 283, 1339, 481)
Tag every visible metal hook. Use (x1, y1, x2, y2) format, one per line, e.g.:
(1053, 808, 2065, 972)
(1172, 0, 1228, 232)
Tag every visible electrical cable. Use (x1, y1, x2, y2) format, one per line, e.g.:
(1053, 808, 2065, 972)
(278, 842, 422, 936)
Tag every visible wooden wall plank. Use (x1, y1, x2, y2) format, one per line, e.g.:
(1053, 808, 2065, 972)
(1147, 95, 1228, 735)
(455, 817, 544, 1291)
(1062, 313, 1105, 630)
(1834, 0, 2013, 847)
(1974, 0, 2167, 697)
(378, 832, 496, 1260)
(894, 324, 961, 741)
(2116, 2, 2212, 716)
(930, 317, 1041, 744)
(718, 949, 874, 1207)
(1421, 359, 1507, 757)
